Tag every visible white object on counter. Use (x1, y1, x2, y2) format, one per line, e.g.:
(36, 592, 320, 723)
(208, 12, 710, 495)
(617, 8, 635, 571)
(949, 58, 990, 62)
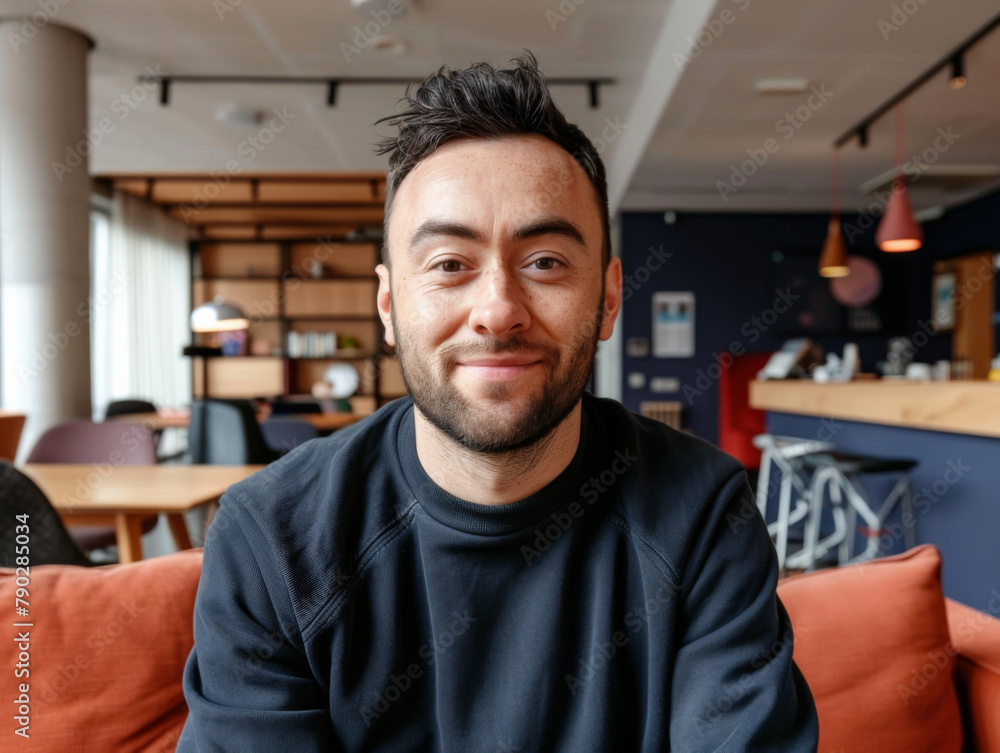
(905, 363, 932, 381)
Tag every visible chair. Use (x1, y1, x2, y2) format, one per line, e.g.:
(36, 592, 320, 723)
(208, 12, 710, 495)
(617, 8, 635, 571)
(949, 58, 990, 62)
(0, 412, 26, 462)
(788, 452, 918, 569)
(188, 399, 281, 465)
(26, 420, 160, 553)
(104, 398, 165, 452)
(0, 461, 94, 567)
(260, 417, 319, 455)
(269, 398, 323, 415)
(104, 399, 157, 419)
(753, 434, 835, 570)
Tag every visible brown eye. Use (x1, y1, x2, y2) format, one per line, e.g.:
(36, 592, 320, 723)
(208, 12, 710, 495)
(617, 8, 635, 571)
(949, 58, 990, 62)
(438, 260, 463, 272)
(530, 257, 560, 271)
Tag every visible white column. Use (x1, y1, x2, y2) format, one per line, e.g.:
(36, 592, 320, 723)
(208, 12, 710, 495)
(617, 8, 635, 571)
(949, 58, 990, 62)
(0, 21, 93, 460)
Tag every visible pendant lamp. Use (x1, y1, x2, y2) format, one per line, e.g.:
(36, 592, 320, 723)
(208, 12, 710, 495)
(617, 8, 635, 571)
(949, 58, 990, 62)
(876, 105, 923, 252)
(819, 149, 850, 277)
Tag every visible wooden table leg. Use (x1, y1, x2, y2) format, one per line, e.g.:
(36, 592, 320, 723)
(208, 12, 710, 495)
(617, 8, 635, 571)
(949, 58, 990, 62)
(114, 514, 143, 563)
(166, 513, 193, 551)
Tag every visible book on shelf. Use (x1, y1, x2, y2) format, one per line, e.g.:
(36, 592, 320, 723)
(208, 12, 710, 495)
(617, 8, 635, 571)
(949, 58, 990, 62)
(286, 330, 339, 358)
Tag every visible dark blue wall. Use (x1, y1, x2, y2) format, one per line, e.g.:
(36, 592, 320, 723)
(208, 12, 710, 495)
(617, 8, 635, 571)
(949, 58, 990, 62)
(619, 190, 1000, 611)
(620, 188, 999, 443)
(927, 189, 1000, 258)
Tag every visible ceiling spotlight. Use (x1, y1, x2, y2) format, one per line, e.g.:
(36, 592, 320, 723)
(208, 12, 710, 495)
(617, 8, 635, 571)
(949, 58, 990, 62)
(214, 104, 265, 128)
(949, 54, 967, 90)
(370, 35, 408, 55)
(754, 78, 810, 95)
(350, 0, 411, 17)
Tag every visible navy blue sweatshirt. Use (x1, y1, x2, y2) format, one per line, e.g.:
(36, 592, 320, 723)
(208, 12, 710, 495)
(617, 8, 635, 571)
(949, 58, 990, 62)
(178, 393, 818, 752)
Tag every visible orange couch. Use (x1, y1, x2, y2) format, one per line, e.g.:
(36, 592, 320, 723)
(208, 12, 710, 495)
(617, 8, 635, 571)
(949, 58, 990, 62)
(2, 545, 998, 751)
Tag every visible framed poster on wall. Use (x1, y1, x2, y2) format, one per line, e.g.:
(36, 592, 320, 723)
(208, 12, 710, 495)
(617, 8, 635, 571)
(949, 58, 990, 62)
(931, 271, 956, 331)
(652, 291, 695, 357)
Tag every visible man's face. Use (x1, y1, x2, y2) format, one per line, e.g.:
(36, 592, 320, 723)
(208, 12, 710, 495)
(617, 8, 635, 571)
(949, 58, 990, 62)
(376, 134, 621, 454)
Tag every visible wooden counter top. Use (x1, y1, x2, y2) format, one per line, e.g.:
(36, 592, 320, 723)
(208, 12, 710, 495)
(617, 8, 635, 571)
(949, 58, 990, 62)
(749, 379, 1000, 439)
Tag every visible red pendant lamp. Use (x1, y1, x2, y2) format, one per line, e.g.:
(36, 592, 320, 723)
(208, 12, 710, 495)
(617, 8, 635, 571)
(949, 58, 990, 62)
(819, 149, 850, 277)
(876, 105, 923, 252)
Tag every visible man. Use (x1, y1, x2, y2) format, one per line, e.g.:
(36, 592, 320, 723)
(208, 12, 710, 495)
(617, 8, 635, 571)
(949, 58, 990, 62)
(179, 52, 818, 751)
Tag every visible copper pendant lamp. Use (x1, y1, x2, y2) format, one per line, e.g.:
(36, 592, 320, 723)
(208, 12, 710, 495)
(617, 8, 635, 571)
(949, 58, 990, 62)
(819, 149, 850, 277)
(876, 105, 923, 252)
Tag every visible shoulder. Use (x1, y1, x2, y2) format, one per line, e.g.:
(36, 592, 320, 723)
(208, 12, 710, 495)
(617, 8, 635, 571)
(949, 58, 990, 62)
(584, 393, 744, 498)
(212, 398, 417, 626)
(583, 394, 749, 573)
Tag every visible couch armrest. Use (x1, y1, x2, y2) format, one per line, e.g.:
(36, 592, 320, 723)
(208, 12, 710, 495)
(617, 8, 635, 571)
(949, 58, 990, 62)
(945, 598, 1000, 752)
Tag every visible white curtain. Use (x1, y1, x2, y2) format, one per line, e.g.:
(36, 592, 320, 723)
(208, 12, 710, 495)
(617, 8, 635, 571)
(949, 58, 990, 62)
(92, 191, 191, 422)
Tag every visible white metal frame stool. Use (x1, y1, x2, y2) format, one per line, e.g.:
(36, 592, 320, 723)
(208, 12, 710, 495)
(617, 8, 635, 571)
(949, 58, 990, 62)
(788, 453, 917, 569)
(753, 434, 835, 570)
(784, 464, 848, 570)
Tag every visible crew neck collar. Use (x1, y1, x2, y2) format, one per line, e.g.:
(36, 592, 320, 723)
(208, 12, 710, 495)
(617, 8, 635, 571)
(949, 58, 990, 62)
(396, 395, 594, 536)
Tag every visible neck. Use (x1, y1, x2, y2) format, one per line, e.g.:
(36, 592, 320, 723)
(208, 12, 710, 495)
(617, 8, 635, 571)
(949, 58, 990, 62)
(413, 401, 583, 506)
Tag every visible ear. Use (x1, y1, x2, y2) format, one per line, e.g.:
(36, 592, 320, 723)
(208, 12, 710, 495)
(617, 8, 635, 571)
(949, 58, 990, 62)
(599, 256, 622, 341)
(375, 263, 395, 347)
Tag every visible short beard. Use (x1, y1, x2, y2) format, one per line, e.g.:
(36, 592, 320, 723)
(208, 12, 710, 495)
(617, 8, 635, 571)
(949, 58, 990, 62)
(392, 302, 603, 456)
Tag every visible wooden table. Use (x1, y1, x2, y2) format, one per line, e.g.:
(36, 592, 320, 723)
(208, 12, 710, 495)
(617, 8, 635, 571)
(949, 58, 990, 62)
(110, 410, 364, 433)
(106, 409, 191, 431)
(21, 464, 263, 563)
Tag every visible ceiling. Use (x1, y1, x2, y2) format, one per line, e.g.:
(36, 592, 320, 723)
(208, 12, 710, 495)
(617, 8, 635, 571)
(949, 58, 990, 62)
(2, 0, 999, 215)
(630, 0, 1000, 214)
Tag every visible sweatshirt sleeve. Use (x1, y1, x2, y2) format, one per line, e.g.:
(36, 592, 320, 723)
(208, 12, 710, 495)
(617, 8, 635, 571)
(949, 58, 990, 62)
(669, 471, 819, 752)
(177, 491, 337, 752)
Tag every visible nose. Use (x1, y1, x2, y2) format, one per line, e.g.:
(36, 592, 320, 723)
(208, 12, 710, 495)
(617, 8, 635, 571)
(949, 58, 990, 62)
(467, 266, 531, 337)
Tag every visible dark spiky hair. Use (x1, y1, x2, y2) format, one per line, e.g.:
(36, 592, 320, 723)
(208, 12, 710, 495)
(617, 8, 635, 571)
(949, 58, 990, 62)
(373, 51, 611, 267)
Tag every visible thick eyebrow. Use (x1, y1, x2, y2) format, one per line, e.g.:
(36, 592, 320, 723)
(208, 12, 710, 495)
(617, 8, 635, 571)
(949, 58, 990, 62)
(407, 217, 588, 259)
(408, 220, 483, 256)
(512, 218, 587, 251)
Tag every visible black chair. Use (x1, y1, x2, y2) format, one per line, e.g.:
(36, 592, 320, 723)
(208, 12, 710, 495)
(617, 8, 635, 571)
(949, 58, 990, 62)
(104, 399, 157, 419)
(188, 399, 281, 465)
(260, 417, 320, 455)
(104, 398, 165, 452)
(0, 462, 94, 567)
(270, 398, 323, 415)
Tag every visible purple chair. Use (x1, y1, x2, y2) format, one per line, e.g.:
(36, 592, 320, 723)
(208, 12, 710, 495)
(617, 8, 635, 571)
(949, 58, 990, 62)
(26, 420, 160, 555)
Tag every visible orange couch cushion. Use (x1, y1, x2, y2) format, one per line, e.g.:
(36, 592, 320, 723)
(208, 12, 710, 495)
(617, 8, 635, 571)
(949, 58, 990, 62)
(945, 598, 1000, 751)
(777, 544, 962, 753)
(1, 549, 202, 752)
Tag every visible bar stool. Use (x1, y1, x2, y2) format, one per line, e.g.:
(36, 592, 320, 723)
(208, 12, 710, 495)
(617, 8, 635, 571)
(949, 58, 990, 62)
(753, 434, 835, 570)
(787, 452, 918, 569)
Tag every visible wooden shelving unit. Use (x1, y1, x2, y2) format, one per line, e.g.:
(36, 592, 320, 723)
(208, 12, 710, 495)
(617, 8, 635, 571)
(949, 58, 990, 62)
(97, 173, 410, 411)
(190, 239, 408, 409)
